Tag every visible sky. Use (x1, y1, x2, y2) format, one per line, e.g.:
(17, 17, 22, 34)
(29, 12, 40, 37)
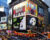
(42, 0, 50, 12)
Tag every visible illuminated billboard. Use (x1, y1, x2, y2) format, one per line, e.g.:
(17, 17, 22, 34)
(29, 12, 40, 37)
(1, 16, 7, 22)
(13, 15, 38, 31)
(25, 2, 38, 16)
(0, 24, 7, 30)
(13, 6, 25, 17)
(13, 16, 26, 30)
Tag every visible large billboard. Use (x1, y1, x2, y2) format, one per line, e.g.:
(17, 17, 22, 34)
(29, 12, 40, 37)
(25, 1, 38, 16)
(13, 15, 39, 31)
(26, 15, 38, 30)
(13, 6, 25, 17)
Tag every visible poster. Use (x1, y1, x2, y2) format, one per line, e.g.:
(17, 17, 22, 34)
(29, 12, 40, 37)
(20, 17, 26, 30)
(13, 1, 27, 17)
(13, 16, 26, 30)
(13, 6, 25, 17)
(1, 17, 7, 22)
(26, 15, 38, 30)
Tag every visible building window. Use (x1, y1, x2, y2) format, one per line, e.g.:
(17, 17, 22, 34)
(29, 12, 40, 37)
(38, 7, 44, 16)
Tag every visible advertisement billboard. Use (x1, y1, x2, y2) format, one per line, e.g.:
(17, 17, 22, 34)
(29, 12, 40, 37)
(13, 6, 25, 17)
(25, 2, 38, 16)
(0, 24, 7, 30)
(1, 17, 7, 22)
(13, 16, 26, 30)
(26, 15, 38, 30)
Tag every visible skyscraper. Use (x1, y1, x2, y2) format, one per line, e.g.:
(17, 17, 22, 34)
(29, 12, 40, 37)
(42, 0, 50, 24)
(0, 0, 9, 16)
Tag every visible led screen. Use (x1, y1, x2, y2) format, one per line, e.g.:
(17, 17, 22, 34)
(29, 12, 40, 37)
(26, 2, 37, 16)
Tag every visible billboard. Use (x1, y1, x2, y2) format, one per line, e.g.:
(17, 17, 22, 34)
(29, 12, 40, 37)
(13, 6, 25, 17)
(0, 24, 7, 30)
(1, 17, 7, 22)
(13, 16, 26, 30)
(26, 15, 38, 30)
(25, 2, 38, 16)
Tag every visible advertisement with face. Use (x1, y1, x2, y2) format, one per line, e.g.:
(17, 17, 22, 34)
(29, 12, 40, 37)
(26, 15, 38, 30)
(13, 1, 27, 17)
(13, 16, 26, 30)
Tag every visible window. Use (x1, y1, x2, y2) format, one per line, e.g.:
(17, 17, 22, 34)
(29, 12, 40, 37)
(38, 7, 44, 16)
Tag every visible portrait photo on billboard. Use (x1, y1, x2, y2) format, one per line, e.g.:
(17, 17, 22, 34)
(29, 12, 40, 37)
(13, 16, 26, 31)
(26, 15, 38, 30)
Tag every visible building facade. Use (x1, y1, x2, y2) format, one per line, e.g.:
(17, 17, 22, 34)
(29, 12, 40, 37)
(0, 0, 9, 30)
(9, 0, 49, 32)
(0, 0, 9, 16)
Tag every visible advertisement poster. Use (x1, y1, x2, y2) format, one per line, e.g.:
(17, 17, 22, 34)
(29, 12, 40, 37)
(13, 6, 25, 17)
(26, 15, 38, 30)
(1, 17, 7, 22)
(25, 2, 38, 16)
(20, 17, 26, 30)
(13, 1, 27, 17)
(13, 16, 26, 30)
(0, 24, 7, 30)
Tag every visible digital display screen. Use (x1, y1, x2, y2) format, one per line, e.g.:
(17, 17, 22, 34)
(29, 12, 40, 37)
(0, 24, 7, 30)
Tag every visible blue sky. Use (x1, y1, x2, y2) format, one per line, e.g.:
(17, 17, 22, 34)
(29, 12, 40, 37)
(42, 0, 50, 12)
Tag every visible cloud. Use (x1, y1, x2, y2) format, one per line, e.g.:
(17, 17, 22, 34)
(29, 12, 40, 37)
(7, 0, 12, 4)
